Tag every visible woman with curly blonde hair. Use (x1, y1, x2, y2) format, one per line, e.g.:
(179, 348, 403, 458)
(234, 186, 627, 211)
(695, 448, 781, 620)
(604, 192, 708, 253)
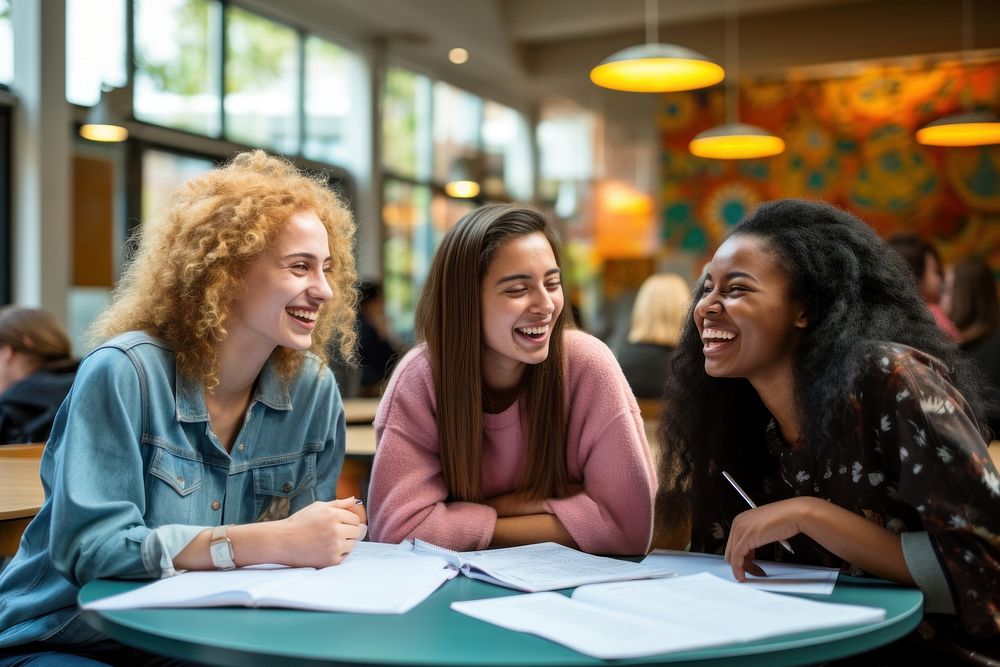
(0, 151, 366, 664)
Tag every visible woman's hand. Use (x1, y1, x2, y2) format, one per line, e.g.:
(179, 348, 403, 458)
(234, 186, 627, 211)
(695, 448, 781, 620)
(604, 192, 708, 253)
(485, 484, 584, 517)
(175, 498, 364, 571)
(724, 497, 812, 581)
(279, 498, 365, 566)
(235, 498, 365, 568)
(726, 495, 915, 585)
(485, 490, 546, 517)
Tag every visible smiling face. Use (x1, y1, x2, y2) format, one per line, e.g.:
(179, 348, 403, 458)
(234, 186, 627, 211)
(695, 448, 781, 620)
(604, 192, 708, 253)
(480, 232, 564, 391)
(228, 210, 334, 363)
(694, 234, 808, 389)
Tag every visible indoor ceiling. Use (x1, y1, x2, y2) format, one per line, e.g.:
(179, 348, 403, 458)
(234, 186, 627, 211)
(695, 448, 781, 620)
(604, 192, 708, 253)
(250, 0, 1000, 112)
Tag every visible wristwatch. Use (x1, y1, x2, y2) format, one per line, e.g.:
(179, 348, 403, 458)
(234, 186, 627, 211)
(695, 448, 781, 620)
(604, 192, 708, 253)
(210, 524, 236, 570)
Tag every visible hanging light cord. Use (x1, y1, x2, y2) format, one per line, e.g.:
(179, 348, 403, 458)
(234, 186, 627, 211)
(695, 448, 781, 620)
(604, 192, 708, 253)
(962, 0, 972, 54)
(725, 0, 739, 124)
(646, 0, 657, 46)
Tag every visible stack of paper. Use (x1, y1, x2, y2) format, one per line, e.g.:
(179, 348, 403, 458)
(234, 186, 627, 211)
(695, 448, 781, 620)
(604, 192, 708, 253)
(452, 572, 886, 659)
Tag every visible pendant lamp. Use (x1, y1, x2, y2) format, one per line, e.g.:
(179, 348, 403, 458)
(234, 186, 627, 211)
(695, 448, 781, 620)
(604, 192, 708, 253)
(444, 156, 481, 199)
(688, 3, 783, 160)
(915, 0, 1000, 147)
(79, 86, 129, 143)
(590, 0, 724, 93)
(916, 111, 1000, 147)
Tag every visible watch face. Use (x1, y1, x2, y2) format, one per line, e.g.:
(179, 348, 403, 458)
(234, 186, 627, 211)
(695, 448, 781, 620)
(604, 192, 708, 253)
(211, 540, 235, 569)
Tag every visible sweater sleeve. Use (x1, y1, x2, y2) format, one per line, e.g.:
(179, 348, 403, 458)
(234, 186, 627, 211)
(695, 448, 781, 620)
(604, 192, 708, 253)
(367, 348, 497, 550)
(542, 331, 657, 555)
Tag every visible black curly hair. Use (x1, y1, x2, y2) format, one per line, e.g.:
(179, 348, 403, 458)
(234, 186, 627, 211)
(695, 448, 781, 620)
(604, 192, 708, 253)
(657, 199, 988, 546)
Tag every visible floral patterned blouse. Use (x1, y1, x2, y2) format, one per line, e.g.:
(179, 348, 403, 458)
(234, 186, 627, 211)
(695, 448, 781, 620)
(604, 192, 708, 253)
(695, 342, 1000, 639)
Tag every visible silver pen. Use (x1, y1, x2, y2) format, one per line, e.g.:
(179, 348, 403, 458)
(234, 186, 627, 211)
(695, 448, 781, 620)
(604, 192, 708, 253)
(722, 471, 796, 555)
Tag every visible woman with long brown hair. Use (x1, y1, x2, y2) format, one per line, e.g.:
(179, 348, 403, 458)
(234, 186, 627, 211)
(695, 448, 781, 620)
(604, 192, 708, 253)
(0, 306, 77, 444)
(368, 204, 655, 554)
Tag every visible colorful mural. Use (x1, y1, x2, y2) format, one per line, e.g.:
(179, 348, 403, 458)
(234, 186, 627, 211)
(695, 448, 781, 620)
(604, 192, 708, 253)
(659, 60, 1000, 273)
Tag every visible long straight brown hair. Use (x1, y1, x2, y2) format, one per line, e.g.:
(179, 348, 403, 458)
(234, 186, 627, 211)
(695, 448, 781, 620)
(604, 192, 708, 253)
(415, 204, 571, 503)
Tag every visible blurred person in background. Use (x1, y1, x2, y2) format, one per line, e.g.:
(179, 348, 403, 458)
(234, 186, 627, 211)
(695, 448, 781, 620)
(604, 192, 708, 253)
(945, 257, 1000, 439)
(615, 273, 691, 399)
(355, 279, 403, 397)
(887, 233, 961, 343)
(944, 257, 1000, 352)
(0, 306, 78, 445)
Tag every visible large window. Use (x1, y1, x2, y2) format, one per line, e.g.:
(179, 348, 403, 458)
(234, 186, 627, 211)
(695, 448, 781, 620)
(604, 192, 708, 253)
(303, 36, 358, 166)
(0, 105, 9, 303)
(131, 0, 361, 176)
(134, 0, 222, 136)
(482, 101, 533, 202)
(381, 70, 535, 337)
(381, 67, 431, 181)
(0, 0, 11, 86)
(140, 148, 216, 223)
(224, 7, 299, 153)
(66, 0, 127, 106)
(381, 179, 431, 338)
(432, 82, 482, 183)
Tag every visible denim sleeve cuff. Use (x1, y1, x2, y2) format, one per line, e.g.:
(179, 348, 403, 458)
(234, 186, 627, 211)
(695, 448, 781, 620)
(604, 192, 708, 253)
(140, 524, 207, 578)
(901, 530, 956, 614)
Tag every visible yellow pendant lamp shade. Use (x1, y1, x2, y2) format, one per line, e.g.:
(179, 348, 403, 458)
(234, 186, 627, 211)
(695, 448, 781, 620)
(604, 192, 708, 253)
(444, 180, 480, 198)
(79, 86, 130, 143)
(444, 156, 482, 199)
(689, 123, 785, 160)
(590, 43, 725, 93)
(915, 111, 1000, 147)
(79, 123, 129, 142)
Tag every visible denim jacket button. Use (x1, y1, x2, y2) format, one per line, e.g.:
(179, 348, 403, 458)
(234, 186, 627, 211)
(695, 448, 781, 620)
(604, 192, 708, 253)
(282, 482, 293, 493)
(238, 443, 245, 452)
(211, 500, 221, 511)
(177, 476, 185, 487)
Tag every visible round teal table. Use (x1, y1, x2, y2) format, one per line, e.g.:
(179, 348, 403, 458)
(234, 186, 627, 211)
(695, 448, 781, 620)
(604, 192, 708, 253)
(79, 575, 922, 667)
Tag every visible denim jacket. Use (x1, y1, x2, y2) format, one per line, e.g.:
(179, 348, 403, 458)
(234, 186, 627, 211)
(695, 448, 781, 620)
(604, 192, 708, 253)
(0, 331, 345, 648)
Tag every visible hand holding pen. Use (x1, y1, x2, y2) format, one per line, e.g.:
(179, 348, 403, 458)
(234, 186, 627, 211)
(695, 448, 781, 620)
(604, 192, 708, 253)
(722, 472, 795, 555)
(722, 471, 799, 582)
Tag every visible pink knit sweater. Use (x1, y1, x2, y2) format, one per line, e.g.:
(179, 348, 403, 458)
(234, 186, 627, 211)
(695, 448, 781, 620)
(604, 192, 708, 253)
(368, 329, 656, 554)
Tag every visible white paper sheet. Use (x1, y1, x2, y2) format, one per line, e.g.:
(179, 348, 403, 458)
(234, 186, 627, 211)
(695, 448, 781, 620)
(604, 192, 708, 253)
(452, 573, 885, 660)
(415, 540, 676, 592)
(83, 552, 455, 614)
(641, 549, 839, 594)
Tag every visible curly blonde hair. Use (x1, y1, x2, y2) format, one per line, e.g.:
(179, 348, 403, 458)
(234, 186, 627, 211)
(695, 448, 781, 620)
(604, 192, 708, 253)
(92, 150, 357, 388)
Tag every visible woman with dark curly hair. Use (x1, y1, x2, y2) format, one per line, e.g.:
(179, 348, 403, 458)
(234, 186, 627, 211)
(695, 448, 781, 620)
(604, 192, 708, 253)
(0, 151, 366, 664)
(658, 199, 999, 651)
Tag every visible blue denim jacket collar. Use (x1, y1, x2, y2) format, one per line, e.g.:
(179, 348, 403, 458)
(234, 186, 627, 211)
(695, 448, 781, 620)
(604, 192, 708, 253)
(174, 353, 292, 423)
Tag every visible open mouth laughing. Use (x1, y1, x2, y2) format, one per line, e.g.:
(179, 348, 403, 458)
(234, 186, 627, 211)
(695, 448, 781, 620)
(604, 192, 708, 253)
(702, 327, 736, 351)
(287, 308, 319, 327)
